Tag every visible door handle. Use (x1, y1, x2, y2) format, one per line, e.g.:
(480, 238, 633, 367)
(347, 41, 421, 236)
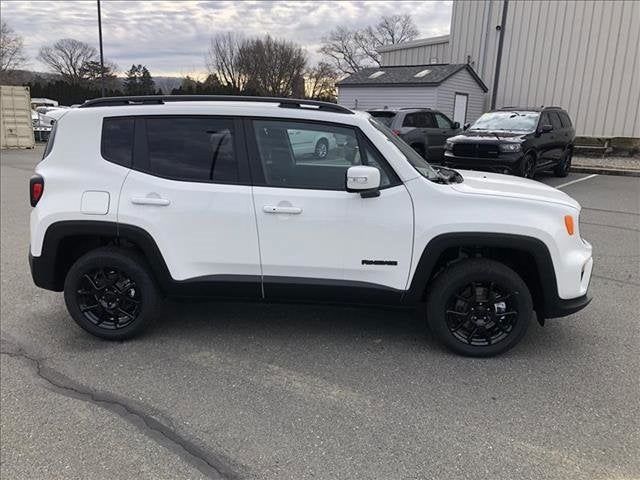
(263, 205, 302, 214)
(131, 196, 171, 206)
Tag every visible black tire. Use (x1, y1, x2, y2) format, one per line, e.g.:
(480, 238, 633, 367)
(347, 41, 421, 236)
(426, 259, 533, 357)
(63, 247, 160, 340)
(518, 153, 536, 179)
(554, 149, 572, 177)
(314, 138, 329, 159)
(411, 144, 426, 160)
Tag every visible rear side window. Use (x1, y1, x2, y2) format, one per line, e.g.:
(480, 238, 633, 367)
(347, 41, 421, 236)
(403, 112, 435, 128)
(145, 117, 237, 183)
(549, 112, 563, 130)
(368, 112, 395, 127)
(42, 121, 58, 159)
(559, 112, 572, 128)
(102, 117, 134, 167)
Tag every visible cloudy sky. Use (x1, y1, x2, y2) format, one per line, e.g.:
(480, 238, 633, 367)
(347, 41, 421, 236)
(1, 0, 452, 77)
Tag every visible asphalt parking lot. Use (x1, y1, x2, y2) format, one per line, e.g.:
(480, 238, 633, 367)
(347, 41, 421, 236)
(1, 146, 638, 480)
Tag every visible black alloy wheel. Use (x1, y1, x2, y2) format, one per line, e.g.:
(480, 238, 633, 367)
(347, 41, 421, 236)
(76, 267, 141, 330)
(445, 281, 518, 346)
(519, 154, 536, 179)
(426, 259, 532, 356)
(64, 247, 159, 340)
(554, 149, 572, 177)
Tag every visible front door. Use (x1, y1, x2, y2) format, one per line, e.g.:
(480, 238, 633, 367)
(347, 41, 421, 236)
(453, 93, 468, 126)
(431, 112, 459, 161)
(117, 116, 261, 297)
(247, 118, 414, 303)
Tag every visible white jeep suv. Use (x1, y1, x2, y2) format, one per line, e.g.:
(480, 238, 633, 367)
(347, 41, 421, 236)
(29, 96, 593, 356)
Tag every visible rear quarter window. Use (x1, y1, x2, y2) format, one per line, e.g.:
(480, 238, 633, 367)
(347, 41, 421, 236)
(101, 117, 135, 167)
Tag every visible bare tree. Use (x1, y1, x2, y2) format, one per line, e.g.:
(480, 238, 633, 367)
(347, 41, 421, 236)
(320, 14, 419, 74)
(38, 38, 99, 84)
(206, 33, 246, 92)
(237, 35, 307, 97)
(305, 62, 338, 101)
(319, 26, 367, 75)
(0, 21, 27, 73)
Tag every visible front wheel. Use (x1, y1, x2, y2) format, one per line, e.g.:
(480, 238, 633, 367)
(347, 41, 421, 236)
(426, 259, 532, 357)
(518, 153, 536, 179)
(63, 247, 160, 340)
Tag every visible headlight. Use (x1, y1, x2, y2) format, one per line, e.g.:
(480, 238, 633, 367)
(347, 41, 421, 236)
(498, 143, 522, 153)
(445, 141, 454, 151)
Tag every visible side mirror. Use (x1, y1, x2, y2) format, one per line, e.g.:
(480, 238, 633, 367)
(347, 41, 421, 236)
(463, 122, 471, 130)
(452, 121, 460, 129)
(539, 124, 553, 134)
(346, 166, 381, 198)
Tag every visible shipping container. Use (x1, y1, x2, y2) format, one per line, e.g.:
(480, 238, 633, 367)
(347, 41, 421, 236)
(1, 85, 35, 149)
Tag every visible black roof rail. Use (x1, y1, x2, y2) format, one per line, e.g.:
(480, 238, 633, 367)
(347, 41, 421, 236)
(79, 95, 354, 114)
(399, 107, 434, 110)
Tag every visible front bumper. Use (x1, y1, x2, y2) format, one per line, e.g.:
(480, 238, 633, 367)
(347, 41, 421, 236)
(544, 293, 592, 318)
(443, 151, 523, 174)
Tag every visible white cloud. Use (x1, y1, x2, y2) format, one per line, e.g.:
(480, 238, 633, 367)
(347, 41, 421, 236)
(1, 0, 451, 76)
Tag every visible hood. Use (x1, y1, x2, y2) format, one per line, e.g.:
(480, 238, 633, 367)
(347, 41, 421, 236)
(450, 131, 525, 142)
(451, 170, 580, 210)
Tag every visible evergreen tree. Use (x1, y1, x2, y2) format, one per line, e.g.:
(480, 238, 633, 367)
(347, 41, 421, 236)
(123, 64, 155, 95)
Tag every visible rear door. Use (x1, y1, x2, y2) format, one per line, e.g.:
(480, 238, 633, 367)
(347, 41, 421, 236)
(117, 115, 261, 297)
(247, 118, 414, 302)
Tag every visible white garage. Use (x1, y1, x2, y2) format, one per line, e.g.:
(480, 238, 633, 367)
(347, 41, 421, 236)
(337, 64, 487, 126)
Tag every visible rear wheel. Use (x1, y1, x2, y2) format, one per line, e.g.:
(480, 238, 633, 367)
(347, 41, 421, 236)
(518, 153, 536, 179)
(426, 259, 532, 357)
(314, 138, 329, 159)
(554, 149, 572, 177)
(63, 247, 160, 340)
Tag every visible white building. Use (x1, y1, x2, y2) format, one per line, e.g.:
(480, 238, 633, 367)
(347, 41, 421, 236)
(337, 64, 488, 126)
(374, 0, 640, 138)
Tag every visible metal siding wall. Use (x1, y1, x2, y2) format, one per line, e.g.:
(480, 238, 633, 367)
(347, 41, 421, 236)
(337, 86, 438, 110)
(381, 42, 450, 66)
(450, 0, 640, 137)
(435, 70, 486, 123)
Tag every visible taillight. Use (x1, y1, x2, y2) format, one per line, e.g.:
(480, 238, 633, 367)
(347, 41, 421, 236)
(30, 175, 44, 207)
(392, 129, 401, 136)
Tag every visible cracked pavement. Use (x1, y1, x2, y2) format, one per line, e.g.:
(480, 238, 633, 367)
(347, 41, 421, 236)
(1, 147, 639, 479)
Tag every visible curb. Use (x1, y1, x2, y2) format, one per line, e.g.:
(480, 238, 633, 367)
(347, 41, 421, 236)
(570, 165, 640, 177)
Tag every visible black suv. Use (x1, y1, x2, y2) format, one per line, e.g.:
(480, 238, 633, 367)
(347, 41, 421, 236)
(443, 107, 575, 178)
(368, 108, 460, 162)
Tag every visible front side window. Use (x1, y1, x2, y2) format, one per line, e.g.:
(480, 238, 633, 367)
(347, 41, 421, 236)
(145, 117, 237, 182)
(101, 117, 134, 166)
(252, 120, 394, 190)
(470, 111, 540, 133)
(369, 118, 440, 181)
(434, 112, 453, 129)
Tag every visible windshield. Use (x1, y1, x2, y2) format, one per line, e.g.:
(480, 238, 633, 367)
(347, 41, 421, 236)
(369, 118, 440, 181)
(470, 111, 540, 132)
(368, 112, 396, 128)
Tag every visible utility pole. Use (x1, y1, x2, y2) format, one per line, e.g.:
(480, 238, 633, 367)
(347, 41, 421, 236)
(491, 0, 509, 110)
(97, 0, 106, 97)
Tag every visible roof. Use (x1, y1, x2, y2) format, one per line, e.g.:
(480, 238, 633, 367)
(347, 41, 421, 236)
(336, 64, 488, 92)
(377, 35, 450, 53)
(497, 106, 566, 112)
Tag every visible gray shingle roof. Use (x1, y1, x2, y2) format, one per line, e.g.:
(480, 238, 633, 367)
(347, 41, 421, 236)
(336, 64, 488, 91)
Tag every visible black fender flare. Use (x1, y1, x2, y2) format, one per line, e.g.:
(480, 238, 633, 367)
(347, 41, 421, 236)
(402, 232, 562, 317)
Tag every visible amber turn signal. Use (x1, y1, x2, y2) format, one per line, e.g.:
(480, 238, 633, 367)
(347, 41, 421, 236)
(564, 215, 575, 235)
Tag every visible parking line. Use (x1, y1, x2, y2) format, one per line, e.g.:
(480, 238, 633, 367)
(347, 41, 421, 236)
(556, 174, 598, 189)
